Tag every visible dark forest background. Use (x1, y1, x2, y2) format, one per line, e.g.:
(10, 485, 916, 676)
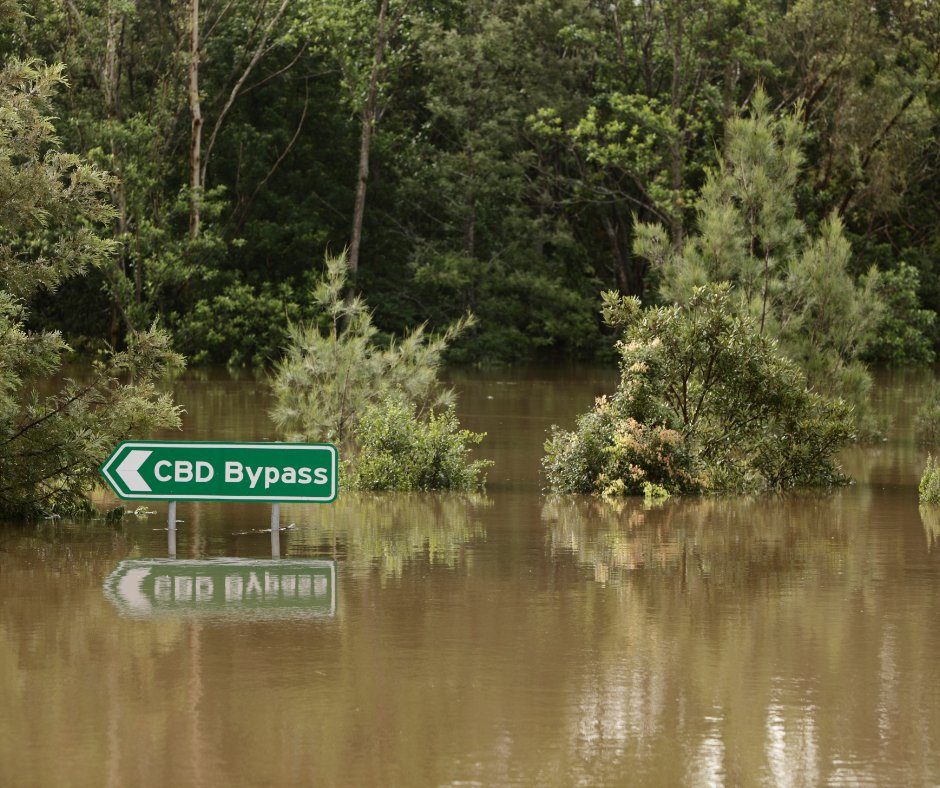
(8, 0, 940, 366)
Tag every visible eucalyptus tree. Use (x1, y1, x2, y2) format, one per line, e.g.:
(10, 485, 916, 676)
(297, 0, 420, 275)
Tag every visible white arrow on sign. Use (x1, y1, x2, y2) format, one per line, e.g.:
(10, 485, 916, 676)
(115, 449, 153, 493)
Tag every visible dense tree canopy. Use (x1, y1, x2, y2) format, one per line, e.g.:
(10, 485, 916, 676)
(4, 0, 939, 366)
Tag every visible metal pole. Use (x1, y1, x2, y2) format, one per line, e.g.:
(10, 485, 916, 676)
(270, 503, 280, 558)
(168, 500, 177, 558)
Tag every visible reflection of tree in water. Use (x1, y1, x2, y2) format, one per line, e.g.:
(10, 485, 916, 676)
(0, 519, 135, 573)
(543, 492, 858, 589)
(543, 489, 940, 785)
(919, 505, 940, 550)
(841, 367, 936, 487)
(284, 492, 489, 579)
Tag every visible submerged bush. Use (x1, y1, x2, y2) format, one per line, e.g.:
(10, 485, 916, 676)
(544, 284, 853, 497)
(919, 455, 940, 504)
(271, 253, 490, 490)
(350, 400, 491, 492)
(271, 251, 473, 446)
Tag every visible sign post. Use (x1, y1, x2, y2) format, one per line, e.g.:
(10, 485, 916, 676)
(271, 503, 281, 558)
(168, 500, 177, 558)
(100, 441, 338, 556)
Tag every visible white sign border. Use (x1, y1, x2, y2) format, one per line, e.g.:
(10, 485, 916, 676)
(100, 441, 338, 503)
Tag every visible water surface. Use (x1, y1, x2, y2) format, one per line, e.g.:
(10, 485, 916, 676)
(2, 367, 939, 785)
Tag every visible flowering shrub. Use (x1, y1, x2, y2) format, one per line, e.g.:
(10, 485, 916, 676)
(544, 285, 852, 496)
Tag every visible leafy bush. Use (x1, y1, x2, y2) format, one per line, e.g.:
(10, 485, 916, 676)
(544, 394, 697, 496)
(0, 60, 182, 517)
(174, 279, 310, 367)
(643, 482, 670, 502)
(863, 264, 936, 367)
(271, 253, 491, 490)
(408, 251, 603, 364)
(271, 251, 472, 445)
(544, 284, 853, 496)
(919, 455, 940, 504)
(350, 400, 491, 491)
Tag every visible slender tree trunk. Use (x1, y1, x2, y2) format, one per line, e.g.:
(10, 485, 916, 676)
(668, 5, 684, 251)
(348, 0, 391, 275)
(189, 0, 203, 240)
(722, 59, 738, 165)
(601, 211, 644, 298)
(105, 1, 130, 346)
(200, 0, 292, 185)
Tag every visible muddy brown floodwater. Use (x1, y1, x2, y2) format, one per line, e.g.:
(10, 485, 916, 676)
(2, 366, 940, 786)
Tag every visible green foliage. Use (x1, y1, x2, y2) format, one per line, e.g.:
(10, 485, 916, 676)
(543, 392, 697, 497)
(408, 251, 602, 364)
(11, 0, 940, 367)
(174, 279, 310, 367)
(0, 60, 116, 296)
(271, 251, 473, 445)
(350, 399, 491, 492)
(272, 252, 491, 490)
(642, 482, 670, 502)
(0, 57, 182, 518)
(863, 264, 936, 366)
(544, 285, 852, 496)
(635, 90, 893, 435)
(919, 455, 940, 504)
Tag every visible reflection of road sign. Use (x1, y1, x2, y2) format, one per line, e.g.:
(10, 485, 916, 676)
(104, 559, 337, 619)
(99, 441, 337, 502)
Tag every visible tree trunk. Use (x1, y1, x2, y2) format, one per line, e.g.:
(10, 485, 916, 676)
(722, 59, 738, 165)
(668, 5, 685, 251)
(348, 0, 391, 275)
(105, 1, 129, 346)
(188, 0, 203, 240)
(601, 211, 644, 299)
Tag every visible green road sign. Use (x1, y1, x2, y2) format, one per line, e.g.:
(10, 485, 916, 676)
(104, 558, 337, 619)
(99, 441, 337, 502)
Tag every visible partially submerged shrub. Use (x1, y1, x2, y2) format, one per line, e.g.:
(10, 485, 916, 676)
(0, 61, 182, 518)
(350, 399, 491, 491)
(271, 251, 473, 445)
(919, 455, 940, 504)
(544, 284, 853, 496)
(271, 253, 489, 491)
(643, 482, 670, 502)
(544, 394, 698, 496)
(635, 90, 892, 438)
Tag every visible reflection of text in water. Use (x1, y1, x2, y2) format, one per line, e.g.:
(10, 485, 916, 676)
(152, 572, 329, 603)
